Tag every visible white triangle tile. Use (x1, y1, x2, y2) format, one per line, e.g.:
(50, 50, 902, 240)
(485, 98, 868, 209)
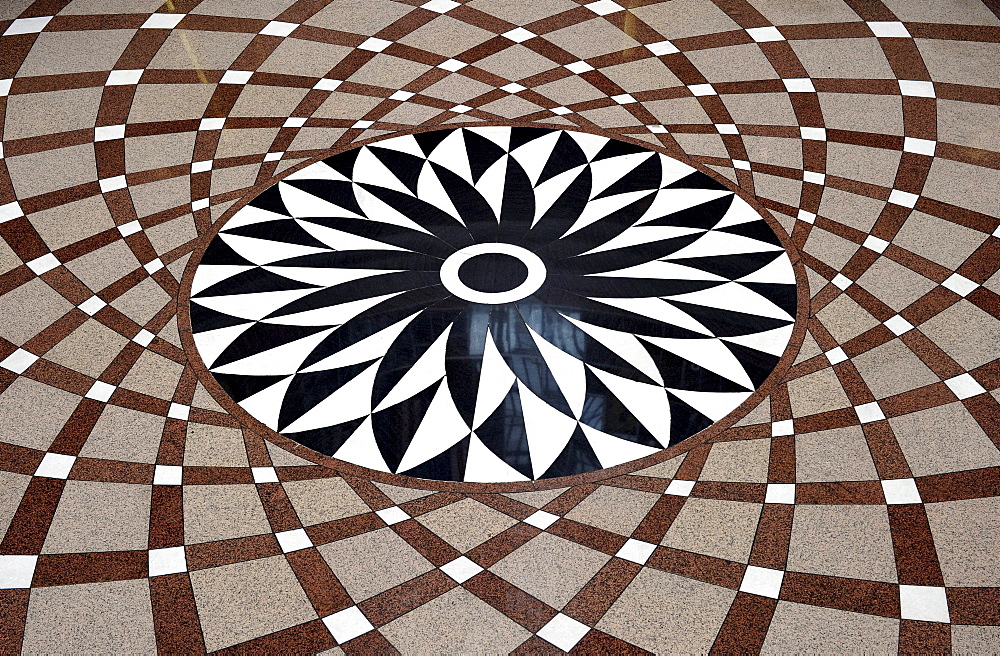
(353, 147, 417, 196)
(395, 378, 470, 472)
(737, 254, 796, 284)
(634, 189, 733, 226)
(331, 415, 391, 472)
(263, 291, 403, 328)
(587, 366, 672, 447)
(664, 281, 793, 321)
(509, 130, 561, 185)
(282, 360, 381, 432)
(524, 323, 586, 418)
(587, 296, 713, 336)
(579, 422, 660, 469)
(304, 312, 420, 374)
(722, 324, 795, 357)
(372, 323, 451, 410)
(472, 327, 517, 428)
(667, 388, 752, 422)
(465, 432, 530, 482)
(641, 335, 754, 390)
(239, 375, 295, 430)
(563, 315, 663, 384)
(219, 233, 331, 265)
(279, 181, 368, 219)
(566, 131, 607, 161)
(286, 160, 351, 182)
(191, 265, 255, 296)
(192, 322, 255, 368)
(664, 231, 784, 260)
(295, 219, 408, 253)
(211, 327, 336, 376)
(518, 382, 578, 478)
(192, 288, 319, 322)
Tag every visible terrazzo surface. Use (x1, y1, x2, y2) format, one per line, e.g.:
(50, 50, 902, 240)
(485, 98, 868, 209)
(0, 0, 998, 653)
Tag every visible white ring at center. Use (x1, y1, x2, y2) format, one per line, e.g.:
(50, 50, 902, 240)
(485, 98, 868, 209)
(439, 243, 547, 304)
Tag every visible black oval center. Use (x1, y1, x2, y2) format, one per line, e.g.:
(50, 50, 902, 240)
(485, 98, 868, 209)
(457, 252, 529, 293)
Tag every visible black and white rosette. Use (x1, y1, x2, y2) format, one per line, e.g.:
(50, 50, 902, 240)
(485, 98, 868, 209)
(190, 127, 797, 482)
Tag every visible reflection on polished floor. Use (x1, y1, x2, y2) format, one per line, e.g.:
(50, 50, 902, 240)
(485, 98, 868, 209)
(0, 0, 998, 653)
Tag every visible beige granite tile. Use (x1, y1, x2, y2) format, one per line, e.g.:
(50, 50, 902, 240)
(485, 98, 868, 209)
(348, 54, 433, 89)
(372, 481, 435, 504)
(0, 377, 79, 451)
(600, 58, 682, 92)
(787, 366, 851, 418)
(889, 402, 1000, 477)
(415, 497, 518, 552)
(59, 0, 163, 13)
(0, 471, 31, 542)
(815, 292, 880, 344)
(856, 258, 936, 313)
(312, 92, 384, 120)
(687, 44, 779, 83)
(304, 0, 412, 34)
(597, 567, 736, 653)
(184, 484, 271, 544)
(802, 225, 860, 272)
(491, 532, 611, 608)
(631, 0, 740, 39)
(722, 92, 798, 126)
(851, 339, 939, 400)
(282, 476, 370, 526)
(145, 214, 198, 256)
(190, 555, 317, 652)
(22, 580, 156, 654)
(578, 104, 644, 127)
(230, 86, 310, 119)
(184, 423, 249, 467)
(43, 320, 129, 379)
(952, 625, 1000, 654)
(917, 39, 1000, 88)
(742, 135, 802, 169)
(17, 29, 134, 76)
(190, 0, 297, 18)
(919, 300, 1000, 371)
(500, 487, 567, 508)
(6, 143, 98, 199)
(191, 383, 224, 411)
(474, 44, 556, 82)
(543, 18, 641, 59)
(0, 0, 34, 19)
(478, 94, 544, 118)
(883, 0, 999, 24)
(751, 172, 803, 208)
(259, 39, 353, 78)
(130, 176, 190, 219)
(892, 211, 988, 271)
(827, 142, 902, 188)
(923, 157, 1000, 217)
(751, 0, 859, 24)
(465, 0, 577, 25)
(317, 526, 433, 601)
(817, 92, 904, 137)
(64, 239, 142, 293)
(129, 84, 216, 123)
(147, 30, 254, 71)
(733, 397, 770, 427)
(762, 601, 898, 653)
(672, 132, 730, 159)
(791, 38, 895, 79)
(796, 425, 878, 483)
(662, 497, 762, 563)
(397, 15, 493, 58)
(381, 586, 530, 654)
(211, 164, 259, 196)
(0, 278, 73, 345)
(787, 505, 897, 583)
(125, 132, 197, 174)
(926, 497, 1000, 587)
(817, 186, 887, 233)
(265, 440, 314, 466)
(564, 485, 660, 536)
(110, 276, 173, 325)
(937, 99, 1000, 151)
(532, 74, 605, 106)
(630, 455, 684, 479)
(4, 88, 103, 141)
(42, 481, 150, 553)
(79, 404, 164, 464)
(119, 349, 184, 400)
(699, 438, 770, 483)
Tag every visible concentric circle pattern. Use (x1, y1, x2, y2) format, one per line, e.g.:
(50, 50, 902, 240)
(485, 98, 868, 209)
(190, 127, 797, 482)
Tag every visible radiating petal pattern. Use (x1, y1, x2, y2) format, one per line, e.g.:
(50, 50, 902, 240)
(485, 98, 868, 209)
(191, 127, 798, 482)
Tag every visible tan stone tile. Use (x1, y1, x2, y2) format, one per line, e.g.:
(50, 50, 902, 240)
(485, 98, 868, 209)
(631, 0, 740, 39)
(264, 440, 313, 466)
(415, 497, 517, 552)
(6, 143, 98, 199)
(734, 397, 770, 427)
(817, 187, 886, 233)
(491, 532, 611, 608)
(722, 92, 797, 126)
(420, 75, 494, 104)
(532, 74, 604, 106)
(600, 58, 682, 92)
(317, 526, 433, 601)
(282, 476, 370, 526)
(43, 320, 128, 379)
(64, 239, 142, 292)
(543, 18, 641, 59)
(0, 238, 19, 276)
(480, 94, 544, 118)
(937, 99, 1000, 151)
(952, 625, 1000, 654)
(168, 252, 189, 281)
(662, 497, 761, 563)
(0, 278, 72, 345)
(42, 481, 149, 553)
(815, 293, 879, 344)
(802, 225, 860, 272)
(791, 38, 895, 79)
(382, 587, 531, 653)
(0, 377, 79, 450)
(925, 497, 1000, 587)
(707, 165, 738, 184)
(688, 44, 779, 83)
(742, 135, 802, 169)
(378, 102, 447, 126)
(796, 425, 878, 483)
(500, 487, 567, 507)
(79, 404, 164, 464)
(644, 97, 712, 125)
(752, 172, 803, 208)
(313, 91, 384, 120)
(918, 39, 1000, 88)
(581, 104, 644, 127)
(631, 455, 684, 479)
(465, 0, 576, 24)
(215, 128, 279, 161)
(0, 471, 31, 541)
(762, 601, 898, 652)
(788, 505, 897, 582)
(597, 567, 735, 653)
(372, 481, 435, 504)
(923, 157, 1000, 218)
(184, 484, 270, 544)
(184, 422, 248, 467)
(564, 485, 659, 536)
(889, 402, 1000, 477)
(853, 339, 938, 400)
(305, 0, 412, 34)
(856, 258, 936, 313)
(883, 0, 999, 24)
(259, 39, 352, 78)
(787, 366, 851, 417)
(817, 92, 904, 137)
(18, 29, 134, 76)
(826, 142, 902, 188)
(129, 84, 216, 123)
(397, 15, 493, 58)
(59, 0, 162, 13)
(699, 438, 770, 483)
(892, 211, 988, 270)
(125, 132, 197, 174)
(475, 44, 556, 82)
(348, 54, 432, 89)
(211, 164, 259, 196)
(110, 275, 173, 325)
(230, 86, 310, 118)
(806, 267, 829, 299)
(22, 580, 156, 654)
(119, 349, 184, 400)
(147, 30, 255, 71)
(190, 0, 296, 18)
(672, 132, 730, 159)
(919, 300, 1000, 371)
(192, 383, 224, 411)
(130, 176, 190, 219)
(752, 0, 859, 24)
(793, 333, 823, 364)
(288, 126, 349, 150)
(4, 88, 103, 141)
(0, 0, 34, 20)
(190, 555, 317, 652)
(145, 214, 198, 256)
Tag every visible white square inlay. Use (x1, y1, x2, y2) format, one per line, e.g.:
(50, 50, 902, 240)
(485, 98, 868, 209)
(438, 58, 467, 71)
(772, 420, 794, 437)
(323, 606, 375, 644)
(149, 546, 187, 576)
(199, 117, 225, 131)
(765, 483, 795, 504)
(167, 402, 190, 420)
(884, 314, 914, 336)
(276, 528, 313, 553)
(440, 556, 483, 583)
(665, 479, 695, 496)
(1, 348, 38, 374)
(501, 83, 526, 94)
(389, 90, 415, 101)
(863, 235, 889, 253)
(283, 117, 307, 128)
(881, 478, 921, 505)
(141, 13, 184, 29)
(746, 26, 784, 42)
(422, 0, 460, 12)
(832, 273, 852, 290)
(376, 506, 410, 525)
(220, 70, 253, 85)
(647, 40, 679, 56)
(868, 21, 910, 38)
(35, 453, 76, 479)
(99, 176, 127, 193)
(942, 273, 977, 297)
(565, 61, 594, 74)
(740, 565, 784, 598)
(153, 465, 183, 485)
(314, 78, 342, 91)
(585, 0, 625, 15)
(86, 380, 116, 402)
(903, 137, 936, 156)
(900, 585, 950, 623)
(945, 373, 986, 400)
(502, 28, 536, 43)
(802, 170, 825, 185)
(27, 253, 59, 275)
(251, 466, 279, 483)
(615, 538, 657, 565)
(132, 329, 155, 347)
(825, 346, 847, 365)
(524, 510, 559, 529)
(358, 37, 392, 52)
(260, 20, 297, 37)
(537, 613, 590, 652)
(4, 16, 52, 36)
(800, 126, 826, 141)
(855, 401, 886, 423)
(783, 77, 815, 93)
(687, 83, 716, 96)
(899, 80, 934, 97)
(0, 555, 38, 589)
(95, 124, 126, 141)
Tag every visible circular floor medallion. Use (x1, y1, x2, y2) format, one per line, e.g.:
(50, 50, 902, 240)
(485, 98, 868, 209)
(189, 127, 799, 483)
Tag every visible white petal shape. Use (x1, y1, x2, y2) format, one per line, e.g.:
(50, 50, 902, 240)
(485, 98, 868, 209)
(355, 184, 434, 234)
(262, 265, 402, 287)
(722, 324, 795, 357)
(658, 154, 696, 187)
(212, 327, 336, 376)
(563, 314, 663, 384)
(295, 219, 408, 253)
(664, 281, 793, 321)
(589, 259, 726, 283)
(713, 196, 765, 229)
(665, 230, 783, 260)
(353, 147, 417, 197)
(473, 153, 508, 221)
(635, 189, 733, 226)
(581, 224, 704, 255)
(260, 291, 403, 327)
(738, 253, 796, 284)
(285, 160, 351, 182)
(588, 297, 713, 336)
(472, 328, 517, 428)
(564, 189, 656, 236)
(224, 205, 290, 229)
(192, 322, 254, 368)
(518, 382, 578, 478)
(525, 324, 586, 418)
(465, 433, 529, 482)
(427, 129, 474, 183)
(567, 130, 607, 161)
(640, 335, 754, 390)
(395, 379, 470, 472)
(282, 360, 381, 433)
(415, 162, 463, 223)
(667, 388, 752, 422)
(191, 265, 255, 295)
(331, 416, 391, 472)
(239, 375, 294, 430)
(304, 312, 421, 374)
(372, 323, 451, 411)
(467, 126, 510, 151)
(531, 164, 589, 228)
(368, 134, 425, 159)
(509, 130, 561, 185)
(219, 233, 331, 265)
(589, 152, 656, 198)
(192, 288, 319, 322)
(587, 366, 672, 447)
(279, 181, 366, 219)
(579, 422, 660, 469)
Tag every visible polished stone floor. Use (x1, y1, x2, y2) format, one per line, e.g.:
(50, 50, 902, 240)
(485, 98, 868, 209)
(0, 0, 998, 653)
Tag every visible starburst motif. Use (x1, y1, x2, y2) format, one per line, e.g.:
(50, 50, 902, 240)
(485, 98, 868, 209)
(190, 127, 797, 482)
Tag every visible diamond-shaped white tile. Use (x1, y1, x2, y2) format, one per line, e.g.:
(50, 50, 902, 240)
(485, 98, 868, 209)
(945, 373, 987, 400)
(451, 104, 472, 113)
(192, 198, 210, 211)
(191, 160, 212, 173)
(35, 452, 76, 479)
(99, 176, 127, 193)
(79, 296, 107, 316)
(884, 315, 913, 336)
(611, 93, 636, 105)
(716, 123, 738, 134)
(4, 16, 52, 36)
(1, 348, 38, 374)
(352, 119, 374, 129)
(220, 70, 253, 84)
(585, 0, 624, 15)
(0, 555, 38, 589)
(765, 483, 795, 504)
(502, 27, 536, 43)
(86, 380, 116, 402)
(615, 538, 657, 565)
(314, 78, 342, 91)
(863, 235, 889, 253)
(772, 420, 794, 437)
(440, 556, 483, 583)
(422, 0, 460, 12)
(899, 80, 934, 97)
(832, 273, 852, 290)
(153, 464, 183, 485)
(687, 83, 716, 96)
(746, 26, 784, 42)
(276, 528, 313, 553)
(733, 160, 751, 171)
(260, 20, 297, 37)
(27, 253, 59, 275)
(95, 124, 126, 141)
(537, 613, 590, 652)
(438, 58, 467, 72)
(783, 77, 815, 93)
(199, 117, 225, 130)
(376, 506, 409, 525)
(149, 546, 187, 576)
(323, 606, 374, 644)
(550, 106, 572, 115)
(868, 21, 910, 37)
(888, 189, 919, 208)
(740, 565, 784, 598)
(524, 509, 559, 529)
(825, 347, 847, 365)
(501, 82, 526, 93)
(117, 220, 141, 236)
(358, 37, 392, 52)
(855, 401, 886, 423)
(797, 210, 816, 224)
(389, 90, 415, 101)
(283, 116, 307, 128)
(648, 124, 668, 133)
(942, 273, 977, 297)
(167, 402, 189, 420)
(251, 466, 279, 483)
(141, 13, 184, 29)
(881, 478, 921, 505)
(565, 60, 593, 74)
(647, 40, 679, 55)
(903, 137, 935, 156)
(900, 585, 950, 623)
(144, 258, 164, 274)
(802, 170, 825, 185)
(0, 200, 24, 222)
(264, 152, 283, 162)
(664, 479, 695, 496)
(133, 329, 155, 347)
(800, 126, 826, 141)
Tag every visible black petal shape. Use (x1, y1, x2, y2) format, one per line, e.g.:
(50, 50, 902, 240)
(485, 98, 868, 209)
(525, 166, 592, 247)
(463, 129, 507, 183)
(277, 360, 378, 431)
(538, 286, 707, 340)
(578, 368, 661, 448)
(265, 271, 441, 321)
(664, 170, 730, 191)
(191, 301, 251, 333)
(212, 323, 332, 370)
(540, 425, 601, 479)
(368, 146, 425, 195)
(592, 138, 648, 162)
(539, 192, 659, 261)
(282, 179, 365, 217)
(723, 340, 782, 388)
(535, 131, 587, 186)
(425, 163, 497, 243)
(496, 156, 535, 243)
(414, 130, 450, 156)
(212, 373, 289, 403)
(665, 300, 793, 337)
(372, 379, 441, 472)
(295, 216, 452, 259)
(554, 233, 703, 276)
(550, 274, 723, 299)
(665, 392, 714, 446)
(194, 268, 320, 299)
(323, 146, 361, 179)
(718, 219, 783, 246)
(444, 305, 490, 426)
(201, 237, 257, 266)
(399, 434, 470, 480)
(225, 218, 330, 249)
(287, 418, 366, 457)
(474, 385, 532, 479)
(246, 184, 291, 215)
(270, 250, 442, 272)
(593, 153, 661, 200)
(641, 194, 734, 230)
(359, 181, 475, 248)
(509, 126, 550, 151)
(741, 281, 797, 318)
(666, 250, 784, 280)
(642, 340, 752, 393)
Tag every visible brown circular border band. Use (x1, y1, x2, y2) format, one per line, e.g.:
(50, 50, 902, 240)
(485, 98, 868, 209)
(177, 121, 811, 493)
